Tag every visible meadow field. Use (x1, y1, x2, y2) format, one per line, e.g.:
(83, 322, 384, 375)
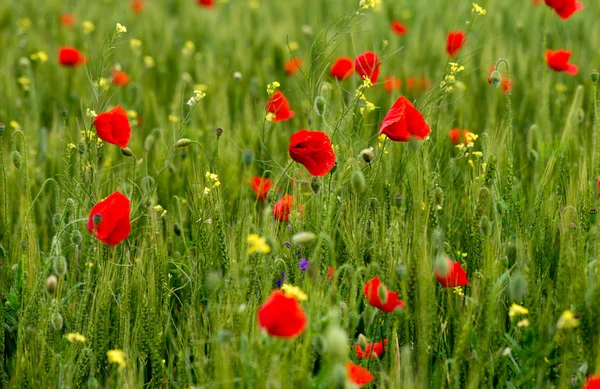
(0, 0, 599, 387)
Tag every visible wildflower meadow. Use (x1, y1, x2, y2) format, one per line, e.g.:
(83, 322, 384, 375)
(0, 0, 599, 387)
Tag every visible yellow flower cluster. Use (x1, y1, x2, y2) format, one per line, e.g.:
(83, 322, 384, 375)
(281, 284, 308, 301)
(107, 349, 126, 368)
(267, 81, 280, 95)
(82, 21, 95, 35)
(472, 3, 486, 16)
(203, 171, 221, 195)
(65, 332, 87, 343)
(116, 23, 127, 34)
(30, 51, 48, 63)
(360, 0, 375, 9)
(247, 234, 271, 254)
(557, 310, 579, 329)
(441, 62, 465, 93)
(508, 303, 529, 321)
(182, 41, 195, 56)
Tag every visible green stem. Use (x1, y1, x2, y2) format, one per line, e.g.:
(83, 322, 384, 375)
(0, 135, 7, 240)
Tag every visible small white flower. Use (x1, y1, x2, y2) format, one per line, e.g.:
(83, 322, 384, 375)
(86, 109, 98, 118)
(116, 23, 127, 34)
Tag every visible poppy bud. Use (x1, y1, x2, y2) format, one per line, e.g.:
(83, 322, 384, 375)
(357, 333, 368, 349)
(12, 151, 22, 170)
(215, 127, 224, 138)
(509, 272, 528, 301)
(320, 82, 332, 100)
(242, 150, 254, 167)
(310, 176, 321, 194)
(590, 209, 597, 225)
(393, 194, 404, 207)
(65, 198, 75, 213)
(173, 223, 182, 236)
(233, 71, 242, 81)
(292, 231, 316, 246)
(479, 215, 491, 236)
(144, 134, 156, 151)
(0, 123, 5, 135)
(314, 96, 327, 117)
(325, 325, 348, 362)
(351, 171, 366, 194)
(575, 108, 585, 124)
(70, 229, 82, 246)
(51, 312, 64, 330)
(435, 255, 450, 277)
(377, 284, 388, 305)
(359, 148, 375, 163)
(121, 147, 134, 157)
(53, 213, 62, 227)
(54, 256, 68, 277)
(175, 138, 192, 148)
(592, 70, 599, 84)
(92, 213, 102, 226)
(46, 275, 58, 294)
(489, 70, 502, 88)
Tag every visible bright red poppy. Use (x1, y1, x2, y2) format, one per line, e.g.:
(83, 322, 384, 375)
(273, 194, 294, 222)
(257, 290, 307, 338)
(355, 52, 381, 83)
(446, 31, 466, 57)
(196, 0, 215, 8)
(87, 191, 131, 246)
(544, 0, 583, 19)
(330, 57, 354, 80)
(583, 375, 600, 389)
(327, 267, 336, 278)
(355, 339, 387, 359)
(284, 58, 302, 76)
(58, 47, 86, 67)
(346, 362, 375, 387)
(131, 0, 145, 13)
(449, 128, 473, 145)
(288, 130, 336, 176)
(380, 96, 430, 142)
(266, 91, 295, 122)
(59, 13, 75, 27)
(545, 50, 578, 75)
(92, 106, 131, 148)
(250, 176, 273, 201)
(502, 77, 513, 94)
(391, 20, 408, 36)
(435, 257, 469, 287)
(363, 276, 405, 313)
(111, 69, 130, 87)
(384, 76, 401, 93)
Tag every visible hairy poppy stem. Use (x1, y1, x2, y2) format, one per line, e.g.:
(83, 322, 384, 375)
(0, 132, 7, 239)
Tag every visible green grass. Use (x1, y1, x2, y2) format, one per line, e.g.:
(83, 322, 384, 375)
(0, 0, 599, 387)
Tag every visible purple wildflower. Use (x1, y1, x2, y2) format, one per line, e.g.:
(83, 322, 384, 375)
(275, 271, 286, 287)
(299, 258, 310, 272)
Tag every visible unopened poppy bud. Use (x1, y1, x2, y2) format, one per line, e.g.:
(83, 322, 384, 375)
(242, 150, 255, 167)
(330, 161, 338, 174)
(310, 176, 321, 194)
(575, 108, 585, 124)
(590, 209, 598, 225)
(292, 231, 316, 246)
(53, 213, 62, 227)
(215, 127, 224, 138)
(509, 272, 528, 301)
(489, 70, 502, 88)
(46, 275, 58, 294)
(93, 213, 102, 226)
(359, 148, 375, 163)
(12, 151, 22, 169)
(377, 284, 388, 304)
(320, 82, 332, 100)
(65, 198, 75, 213)
(144, 134, 156, 151)
(70, 229, 82, 245)
(479, 215, 491, 236)
(592, 70, 599, 84)
(435, 255, 450, 277)
(314, 96, 327, 117)
(173, 223, 182, 236)
(53, 256, 68, 277)
(121, 147, 134, 157)
(357, 333, 369, 349)
(233, 71, 242, 81)
(51, 312, 64, 330)
(325, 326, 348, 362)
(0, 123, 5, 135)
(175, 138, 192, 148)
(351, 171, 366, 194)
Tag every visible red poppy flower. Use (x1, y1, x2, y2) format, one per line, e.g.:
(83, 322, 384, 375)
(435, 257, 469, 287)
(384, 76, 401, 93)
(131, 0, 145, 13)
(544, 0, 583, 19)
(355, 339, 387, 359)
(250, 176, 272, 201)
(59, 13, 75, 27)
(111, 69, 130, 87)
(449, 129, 473, 145)
(545, 49, 578, 75)
(406, 77, 416, 92)
(273, 194, 294, 222)
(327, 267, 336, 278)
(446, 31, 466, 57)
(58, 47, 86, 67)
(288, 130, 336, 176)
(92, 106, 131, 148)
(502, 77, 513, 94)
(597, 176, 600, 197)
(196, 0, 215, 8)
(355, 52, 381, 83)
(583, 375, 600, 389)
(87, 191, 131, 246)
(380, 96, 430, 142)
(284, 58, 302, 76)
(266, 91, 295, 122)
(391, 20, 408, 36)
(330, 57, 354, 80)
(257, 290, 307, 338)
(363, 276, 404, 313)
(346, 362, 375, 387)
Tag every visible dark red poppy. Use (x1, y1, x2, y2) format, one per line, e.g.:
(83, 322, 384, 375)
(196, 0, 215, 8)
(330, 57, 354, 80)
(346, 362, 375, 387)
(111, 69, 130, 87)
(273, 194, 294, 222)
(435, 257, 469, 287)
(58, 47, 86, 67)
(131, 0, 145, 13)
(544, 0, 583, 19)
(355, 52, 381, 83)
(87, 191, 131, 246)
(355, 339, 387, 359)
(384, 76, 401, 93)
(380, 96, 430, 142)
(288, 130, 336, 176)
(266, 91, 295, 122)
(363, 276, 404, 313)
(391, 20, 408, 36)
(60, 13, 75, 27)
(285, 58, 302, 76)
(446, 31, 466, 57)
(93, 106, 131, 148)
(250, 176, 272, 201)
(583, 375, 600, 389)
(257, 290, 307, 338)
(545, 49, 578, 75)
(449, 129, 473, 145)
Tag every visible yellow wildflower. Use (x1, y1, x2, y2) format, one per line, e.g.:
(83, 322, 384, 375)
(82, 21, 95, 35)
(30, 51, 48, 63)
(10, 121, 20, 130)
(168, 114, 179, 123)
(182, 41, 195, 56)
(130, 39, 142, 49)
(107, 349, 127, 368)
(360, 0, 375, 9)
(267, 81, 280, 95)
(517, 319, 530, 328)
(281, 284, 308, 301)
(116, 23, 127, 34)
(65, 332, 87, 343)
(557, 310, 579, 329)
(472, 3, 486, 16)
(508, 303, 529, 321)
(143, 55, 155, 68)
(247, 234, 271, 254)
